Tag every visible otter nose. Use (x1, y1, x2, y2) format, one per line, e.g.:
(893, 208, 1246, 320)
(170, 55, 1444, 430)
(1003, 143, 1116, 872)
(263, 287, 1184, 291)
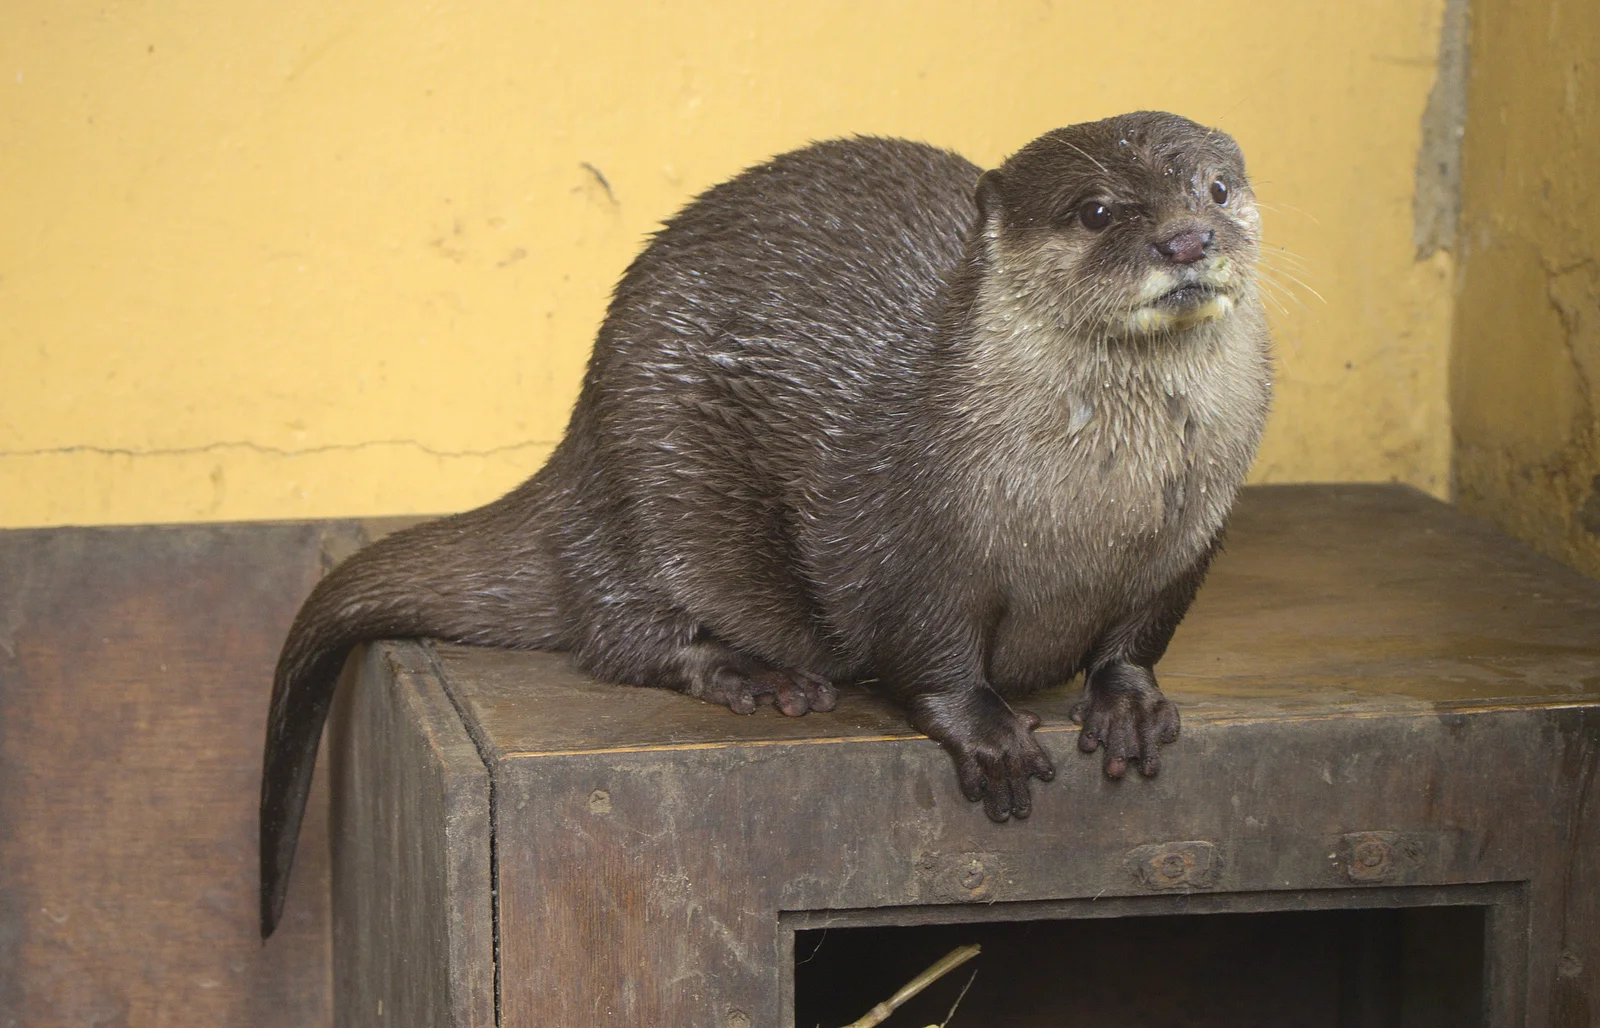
(1155, 228, 1214, 265)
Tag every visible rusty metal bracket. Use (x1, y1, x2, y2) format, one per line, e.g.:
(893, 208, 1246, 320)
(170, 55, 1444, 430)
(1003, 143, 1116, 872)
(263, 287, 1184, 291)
(1126, 841, 1221, 890)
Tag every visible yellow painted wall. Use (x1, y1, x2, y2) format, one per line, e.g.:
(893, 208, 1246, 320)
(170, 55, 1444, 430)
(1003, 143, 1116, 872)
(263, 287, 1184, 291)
(1, 0, 1457, 528)
(1453, 0, 1600, 577)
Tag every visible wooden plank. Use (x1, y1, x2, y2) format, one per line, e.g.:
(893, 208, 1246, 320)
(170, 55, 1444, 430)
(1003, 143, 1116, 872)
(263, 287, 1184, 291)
(329, 641, 494, 1028)
(1553, 706, 1599, 1025)
(0, 520, 370, 1028)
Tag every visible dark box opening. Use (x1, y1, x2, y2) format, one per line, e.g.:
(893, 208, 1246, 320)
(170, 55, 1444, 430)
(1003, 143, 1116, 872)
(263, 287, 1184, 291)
(794, 906, 1484, 1028)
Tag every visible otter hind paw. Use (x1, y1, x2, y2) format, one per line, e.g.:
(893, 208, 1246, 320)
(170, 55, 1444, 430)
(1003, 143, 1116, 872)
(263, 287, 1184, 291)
(702, 660, 837, 717)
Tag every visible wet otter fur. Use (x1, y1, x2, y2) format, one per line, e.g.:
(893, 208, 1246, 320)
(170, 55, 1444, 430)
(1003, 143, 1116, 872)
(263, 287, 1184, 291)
(260, 110, 1272, 937)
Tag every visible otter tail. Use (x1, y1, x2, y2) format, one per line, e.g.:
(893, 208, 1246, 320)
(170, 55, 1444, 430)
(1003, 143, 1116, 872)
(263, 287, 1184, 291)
(259, 475, 565, 938)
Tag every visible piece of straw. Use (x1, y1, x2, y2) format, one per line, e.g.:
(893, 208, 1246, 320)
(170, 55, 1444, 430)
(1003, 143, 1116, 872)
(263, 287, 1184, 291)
(842, 944, 982, 1028)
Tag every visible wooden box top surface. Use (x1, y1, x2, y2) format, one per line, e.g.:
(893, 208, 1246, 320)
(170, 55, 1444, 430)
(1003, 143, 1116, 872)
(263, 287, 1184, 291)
(424, 484, 1600, 762)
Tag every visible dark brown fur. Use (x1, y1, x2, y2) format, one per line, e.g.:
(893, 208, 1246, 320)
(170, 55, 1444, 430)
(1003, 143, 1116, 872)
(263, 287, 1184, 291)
(260, 111, 1273, 937)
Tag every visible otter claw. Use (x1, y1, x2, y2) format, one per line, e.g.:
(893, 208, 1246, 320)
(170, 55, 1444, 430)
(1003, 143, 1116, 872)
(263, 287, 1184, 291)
(1072, 665, 1181, 780)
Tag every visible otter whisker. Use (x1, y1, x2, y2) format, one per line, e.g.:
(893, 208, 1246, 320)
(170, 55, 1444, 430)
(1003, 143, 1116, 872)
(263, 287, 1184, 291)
(1256, 244, 1313, 269)
(1055, 138, 1112, 176)
(1252, 199, 1322, 226)
(1255, 263, 1326, 305)
(1254, 271, 1314, 313)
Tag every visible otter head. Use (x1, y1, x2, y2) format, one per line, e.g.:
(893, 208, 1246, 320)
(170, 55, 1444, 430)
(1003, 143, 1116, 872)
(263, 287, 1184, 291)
(977, 111, 1261, 339)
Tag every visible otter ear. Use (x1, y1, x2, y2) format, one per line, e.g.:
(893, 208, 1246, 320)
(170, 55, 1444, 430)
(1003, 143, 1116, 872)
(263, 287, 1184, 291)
(975, 170, 1006, 226)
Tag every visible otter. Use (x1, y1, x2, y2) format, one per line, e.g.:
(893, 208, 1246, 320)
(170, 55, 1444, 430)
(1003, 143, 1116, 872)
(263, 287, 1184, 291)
(259, 110, 1273, 937)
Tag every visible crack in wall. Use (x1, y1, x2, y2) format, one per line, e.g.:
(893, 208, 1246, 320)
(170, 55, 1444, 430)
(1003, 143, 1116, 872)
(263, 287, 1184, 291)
(0, 439, 557, 460)
(1456, 255, 1600, 570)
(1547, 258, 1600, 538)
(1548, 258, 1600, 418)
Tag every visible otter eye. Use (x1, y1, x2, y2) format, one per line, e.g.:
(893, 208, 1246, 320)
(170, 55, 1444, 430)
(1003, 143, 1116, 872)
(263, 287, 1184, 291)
(1077, 201, 1112, 231)
(1209, 177, 1229, 205)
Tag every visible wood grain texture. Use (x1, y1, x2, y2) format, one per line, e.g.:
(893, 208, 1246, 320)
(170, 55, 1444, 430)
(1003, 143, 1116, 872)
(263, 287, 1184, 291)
(0, 521, 372, 1028)
(1554, 708, 1600, 1028)
(329, 641, 493, 1028)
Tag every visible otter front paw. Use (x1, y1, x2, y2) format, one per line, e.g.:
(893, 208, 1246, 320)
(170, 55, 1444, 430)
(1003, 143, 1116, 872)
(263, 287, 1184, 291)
(918, 689, 1055, 822)
(1070, 664, 1180, 779)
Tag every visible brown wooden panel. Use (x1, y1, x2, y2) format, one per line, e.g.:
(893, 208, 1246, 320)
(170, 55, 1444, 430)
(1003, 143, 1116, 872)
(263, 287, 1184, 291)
(477, 707, 1575, 1026)
(0, 520, 377, 1028)
(1555, 710, 1600, 1026)
(330, 642, 493, 1028)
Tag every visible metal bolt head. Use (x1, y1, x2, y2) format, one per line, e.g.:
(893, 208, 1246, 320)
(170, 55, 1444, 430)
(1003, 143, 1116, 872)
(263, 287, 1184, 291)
(1354, 840, 1389, 868)
(1127, 841, 1219, 890)
(1344, 833, 1396, 882)
(1158, 853, 1190, 881)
